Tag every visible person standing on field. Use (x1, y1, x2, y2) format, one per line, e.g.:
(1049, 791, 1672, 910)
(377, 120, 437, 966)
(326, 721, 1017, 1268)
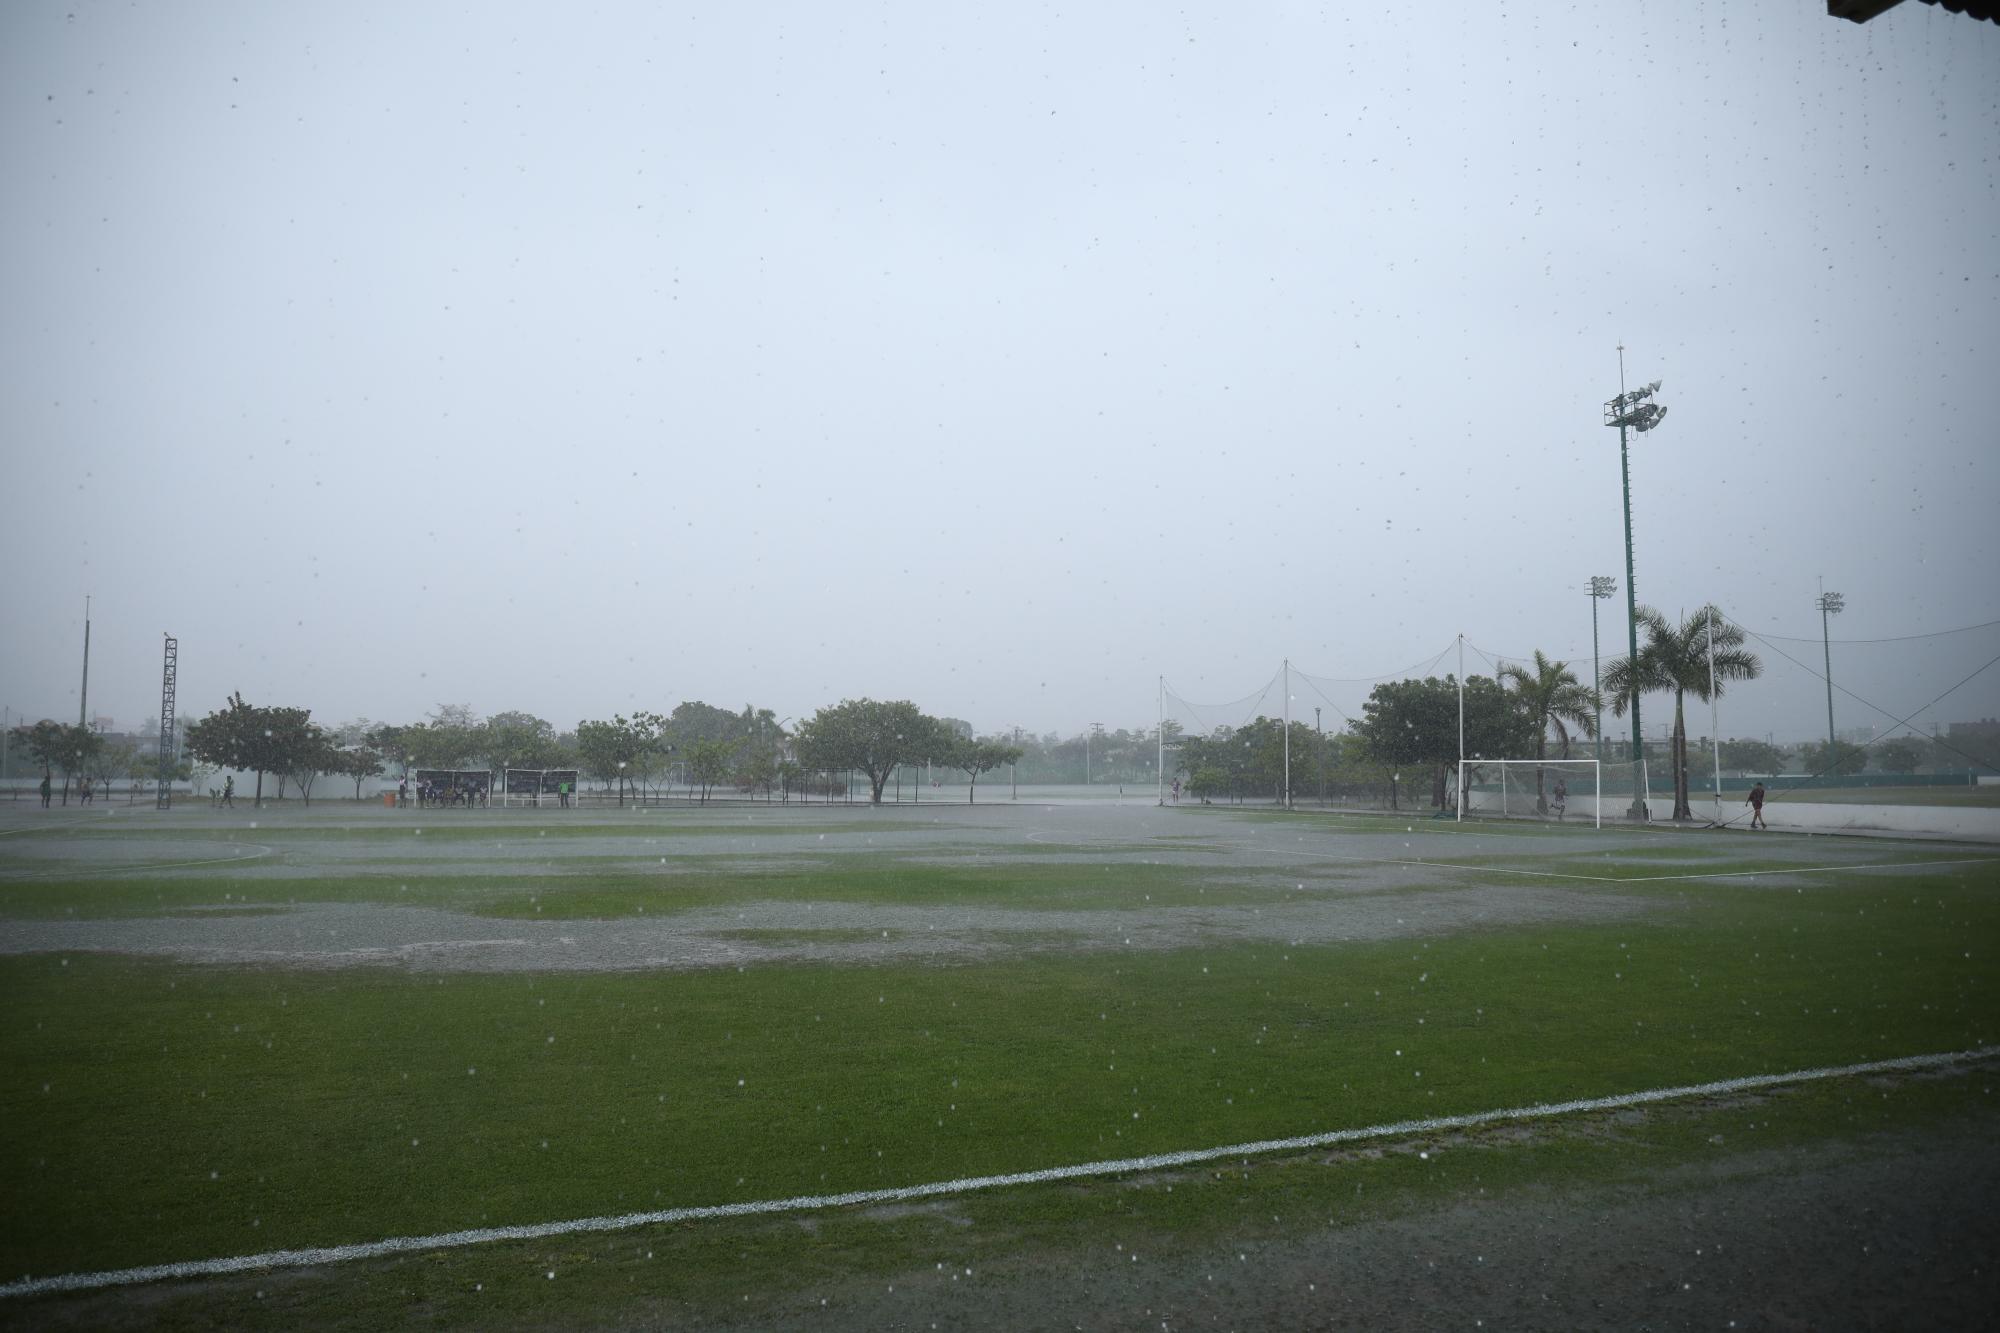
(39, 774, 52, 808)
(1746, 781, 1767, 830)
(221, 774, 236, 809)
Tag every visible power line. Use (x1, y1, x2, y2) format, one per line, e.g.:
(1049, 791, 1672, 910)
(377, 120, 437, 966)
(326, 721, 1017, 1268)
(1724, 615, 2000, 647)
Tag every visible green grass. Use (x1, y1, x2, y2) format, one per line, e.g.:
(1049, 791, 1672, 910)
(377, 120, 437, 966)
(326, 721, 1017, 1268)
(2, 805, 1996, 1328)
(0, 859, 1287, 921)
(10, 1068, 1991, 1332)
(2, 859, 1993, 1283)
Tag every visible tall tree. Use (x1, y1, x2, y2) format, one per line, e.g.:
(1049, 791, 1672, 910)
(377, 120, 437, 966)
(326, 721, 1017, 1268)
(10, 720, 67, 790)
(402, 720, 484, 771)
(733, 742, 781, 802)
(1358, 676, 1533, 810)
(1718, 738, 1789, 774)
(344, 745, 386, 799)
(945, 736, 1025, 804)
(480, 711, 564, 773)
(367, 724, 415, 778)
(1604, 605, 1762, 821)
(684, 737, 735, 804)
(574, 714, 662, 805)
(1798, 739, 1868, 778)
(1875, 736, 1927, 775)
(184, 693, 321, 808)
(281, 726, 342, 804)
(1497, 650, 1600, 814)
(792, 699, 940, 805)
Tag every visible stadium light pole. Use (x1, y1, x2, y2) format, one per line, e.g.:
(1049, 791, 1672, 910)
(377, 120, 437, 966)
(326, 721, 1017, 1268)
(1588, 576, 1617, 766)
(1604, 351, 1667, 819)
(1315, 705, 1324, 806)
(1817, 585, 1844, 759)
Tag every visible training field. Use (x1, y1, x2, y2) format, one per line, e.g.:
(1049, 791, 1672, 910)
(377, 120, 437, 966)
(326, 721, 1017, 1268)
(2, 799, 1996, 1328)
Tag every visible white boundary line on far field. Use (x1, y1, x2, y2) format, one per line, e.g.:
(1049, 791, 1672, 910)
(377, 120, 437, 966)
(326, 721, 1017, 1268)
(0, 814, 112, 838)
(1224, 837, 1999, 886)
(0, 845, 274, 881)
(5, 1045, 1991, 1301)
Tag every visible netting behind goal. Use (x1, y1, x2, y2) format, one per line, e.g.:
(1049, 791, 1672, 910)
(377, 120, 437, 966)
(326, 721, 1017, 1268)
(1462, 759, 1602, 828)
(1160, 644, 1462, 808)
(1711, 611, 2000, 778)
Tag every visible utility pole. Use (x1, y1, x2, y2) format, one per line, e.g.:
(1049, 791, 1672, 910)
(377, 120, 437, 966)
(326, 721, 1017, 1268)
(79, 595, 92, 729)
(1604, 350, 1668, 819)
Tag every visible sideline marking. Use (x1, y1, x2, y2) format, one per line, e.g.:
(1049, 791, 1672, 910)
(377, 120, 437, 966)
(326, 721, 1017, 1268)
(0, 815, 112, 838)
(1228, 837, 1997, 886)
(4, 1045, 1990, 1301)
(0, 845, 274, 880)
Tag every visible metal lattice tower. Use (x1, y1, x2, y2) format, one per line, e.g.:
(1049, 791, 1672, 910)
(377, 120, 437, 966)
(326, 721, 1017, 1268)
(156, 635, 177, 810)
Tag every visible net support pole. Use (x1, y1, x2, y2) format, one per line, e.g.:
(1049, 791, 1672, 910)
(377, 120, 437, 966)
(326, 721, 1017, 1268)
(1706, 606, 1723, 824)
(1157, 676, 1165, 807)
(1282, 659, 1291, 809)
(1456, 634, 1466, 822)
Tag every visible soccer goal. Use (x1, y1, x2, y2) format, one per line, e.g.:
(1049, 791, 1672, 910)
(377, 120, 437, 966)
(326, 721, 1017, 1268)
(1459, 759, 1601, 828)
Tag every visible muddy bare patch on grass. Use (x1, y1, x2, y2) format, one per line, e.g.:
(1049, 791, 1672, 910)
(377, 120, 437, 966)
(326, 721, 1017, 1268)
(0, 884, 1650, 974)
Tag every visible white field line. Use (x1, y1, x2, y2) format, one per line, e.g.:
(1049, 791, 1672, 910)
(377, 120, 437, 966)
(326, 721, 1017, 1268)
(0, 845, 274, 880)
(1605, 855, 1999, 883)
(0, 815, 112, 838)
(1039, 820, 1998, 884)
(1227, 837, 1998, 886)
(5, 1045, 1991, 1301)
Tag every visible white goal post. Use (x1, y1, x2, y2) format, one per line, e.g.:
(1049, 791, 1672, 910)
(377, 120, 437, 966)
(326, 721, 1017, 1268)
(1458, 759, 1601, 828)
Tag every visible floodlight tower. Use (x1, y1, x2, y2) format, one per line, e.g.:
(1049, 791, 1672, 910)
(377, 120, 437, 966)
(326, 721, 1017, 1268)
(1817, 584, 1845, 758)
(1604, 350, 1668, 818)
(1588, 576, 1617, 765)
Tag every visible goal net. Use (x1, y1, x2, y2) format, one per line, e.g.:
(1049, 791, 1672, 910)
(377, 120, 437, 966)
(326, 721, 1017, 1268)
(1460, 758, 1602, 828)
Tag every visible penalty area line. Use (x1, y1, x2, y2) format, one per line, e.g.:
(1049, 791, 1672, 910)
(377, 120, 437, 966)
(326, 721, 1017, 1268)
(3, 1046, 1993, 1301)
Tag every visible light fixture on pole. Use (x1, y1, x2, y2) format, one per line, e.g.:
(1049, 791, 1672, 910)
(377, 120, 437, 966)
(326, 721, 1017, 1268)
(1588, 576, 1617, 766)
(1816, 586, 1845, 759)
(1604, 351, 1667, 819)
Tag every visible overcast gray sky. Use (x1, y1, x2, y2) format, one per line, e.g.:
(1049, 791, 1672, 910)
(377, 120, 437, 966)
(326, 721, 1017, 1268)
(4, 1, 1995, 746)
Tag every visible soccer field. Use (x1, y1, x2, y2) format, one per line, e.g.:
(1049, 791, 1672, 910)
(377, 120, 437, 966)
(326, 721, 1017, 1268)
(1, 799, 1996, 1326)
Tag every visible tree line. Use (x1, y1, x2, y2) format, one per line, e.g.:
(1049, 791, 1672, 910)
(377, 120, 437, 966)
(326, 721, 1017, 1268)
(1173, 606, 1759, 821)
(15, 696, 1028, 809)
(12, 603, 1984, 817)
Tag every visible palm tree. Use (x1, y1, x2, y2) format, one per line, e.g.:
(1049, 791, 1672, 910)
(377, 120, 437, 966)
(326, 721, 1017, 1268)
(1497, 650, 1599, 814)
(1603, 605, 1762, 821)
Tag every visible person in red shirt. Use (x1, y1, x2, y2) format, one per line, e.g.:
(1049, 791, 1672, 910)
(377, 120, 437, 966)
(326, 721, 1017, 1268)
(1745, 781, 1767, 830)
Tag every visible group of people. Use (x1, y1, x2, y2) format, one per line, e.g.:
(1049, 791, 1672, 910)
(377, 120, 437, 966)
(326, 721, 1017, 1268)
(403, 777, 489, 808)
(35, 775, 101, 806)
